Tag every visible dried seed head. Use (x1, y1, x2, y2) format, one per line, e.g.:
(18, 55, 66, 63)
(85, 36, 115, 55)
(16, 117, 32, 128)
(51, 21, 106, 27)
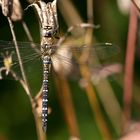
(1, 52, 13, 72)
(10, 0, 23, 21)
(0, 0, 22, 21)
(3, 54, 12, 70)
(0, 52, 13, 78)
(0, 0, 13, 17)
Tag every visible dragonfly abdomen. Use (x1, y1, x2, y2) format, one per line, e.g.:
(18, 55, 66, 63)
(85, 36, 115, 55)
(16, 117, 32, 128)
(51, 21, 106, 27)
(42, 57, 51, 132)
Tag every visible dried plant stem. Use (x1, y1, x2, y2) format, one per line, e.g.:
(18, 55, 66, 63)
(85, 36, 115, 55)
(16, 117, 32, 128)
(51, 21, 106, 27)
(123, 3, 138, 132)
(85, 0, 93, 45)
(22, 20, 41, 54)
(22, 20, 47, 139)
(86, 0, 121, 135)
(79, 64, 113, 140)
(9, 71, 46, 140)
(58, 0, 82, 27)
(33, 112, 47, 140)
(55, 74, 80, 138)
(7, 17, 31, 96)
(83, 0, 94, 72)
(7, 17, 46, 140)
(87, 0, 93, 24)
(82, 1, 111, 139)
(22, 20, 34, 42)
(22, 17, 47, 138)
(22, 19, 43, 100)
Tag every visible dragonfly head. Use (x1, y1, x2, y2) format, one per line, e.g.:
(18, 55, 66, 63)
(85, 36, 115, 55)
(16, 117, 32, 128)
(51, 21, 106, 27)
(41, 26, 55, 37)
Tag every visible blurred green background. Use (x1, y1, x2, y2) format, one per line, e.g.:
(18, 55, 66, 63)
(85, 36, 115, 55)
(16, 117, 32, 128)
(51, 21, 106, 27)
(0, 0, 140, 140)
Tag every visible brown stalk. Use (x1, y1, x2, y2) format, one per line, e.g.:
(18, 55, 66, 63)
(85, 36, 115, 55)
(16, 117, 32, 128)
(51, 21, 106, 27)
(58, 0, 114, 137)
(7, 17, 32, 98)
(22, 17, 47, 140)
(123, 2, 138, 132)
(58, 0, 84, 37)
(92, 0, 122, 134)
(53, 23, 97, 139)
(21, 19, 43, 101)
(79, 64, 113, 140)
(58, 0, 82, 26)
(7, 16, 46, 140)
(75, 1, 113, 139)
(22, 21, 46, 139)
(22, 20, 41, 54)
(55, 73, 80, 138)
(22, 19, 46, 140)
(88, 0, 121, 135)
(22, 20, 34, 42)
(0, 61, 45, 140)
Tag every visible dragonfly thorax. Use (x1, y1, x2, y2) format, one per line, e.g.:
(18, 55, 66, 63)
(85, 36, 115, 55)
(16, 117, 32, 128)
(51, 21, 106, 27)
(41, 44, 56, 57)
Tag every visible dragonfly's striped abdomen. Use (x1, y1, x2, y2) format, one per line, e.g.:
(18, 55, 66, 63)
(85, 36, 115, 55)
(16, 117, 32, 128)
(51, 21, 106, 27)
(42, 56, 51, 132)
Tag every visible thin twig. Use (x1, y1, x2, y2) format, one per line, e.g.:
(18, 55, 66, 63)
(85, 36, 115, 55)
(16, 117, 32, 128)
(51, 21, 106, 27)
(87, 0, 93, 24)
(79, 1, 112, 139)
(123, 2, 138, 133)
(7, 17, 32, 97)
(22, 20, 41, 54)
(21, 19, 44, 104)
(58, 0, 83, 27)
(22, 20, 34, 42)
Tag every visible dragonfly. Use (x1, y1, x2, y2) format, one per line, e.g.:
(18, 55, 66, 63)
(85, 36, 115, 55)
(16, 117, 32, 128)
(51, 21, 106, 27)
(0, 0, 121, 132)
(0, 39, 120, 129)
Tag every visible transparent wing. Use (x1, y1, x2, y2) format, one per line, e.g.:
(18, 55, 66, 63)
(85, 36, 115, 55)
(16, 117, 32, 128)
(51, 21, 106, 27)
(0, 40, 121, 83)
(52, 43, 121, 84)
(0, 40, 42, 80)
(55, 42, 120, 63)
